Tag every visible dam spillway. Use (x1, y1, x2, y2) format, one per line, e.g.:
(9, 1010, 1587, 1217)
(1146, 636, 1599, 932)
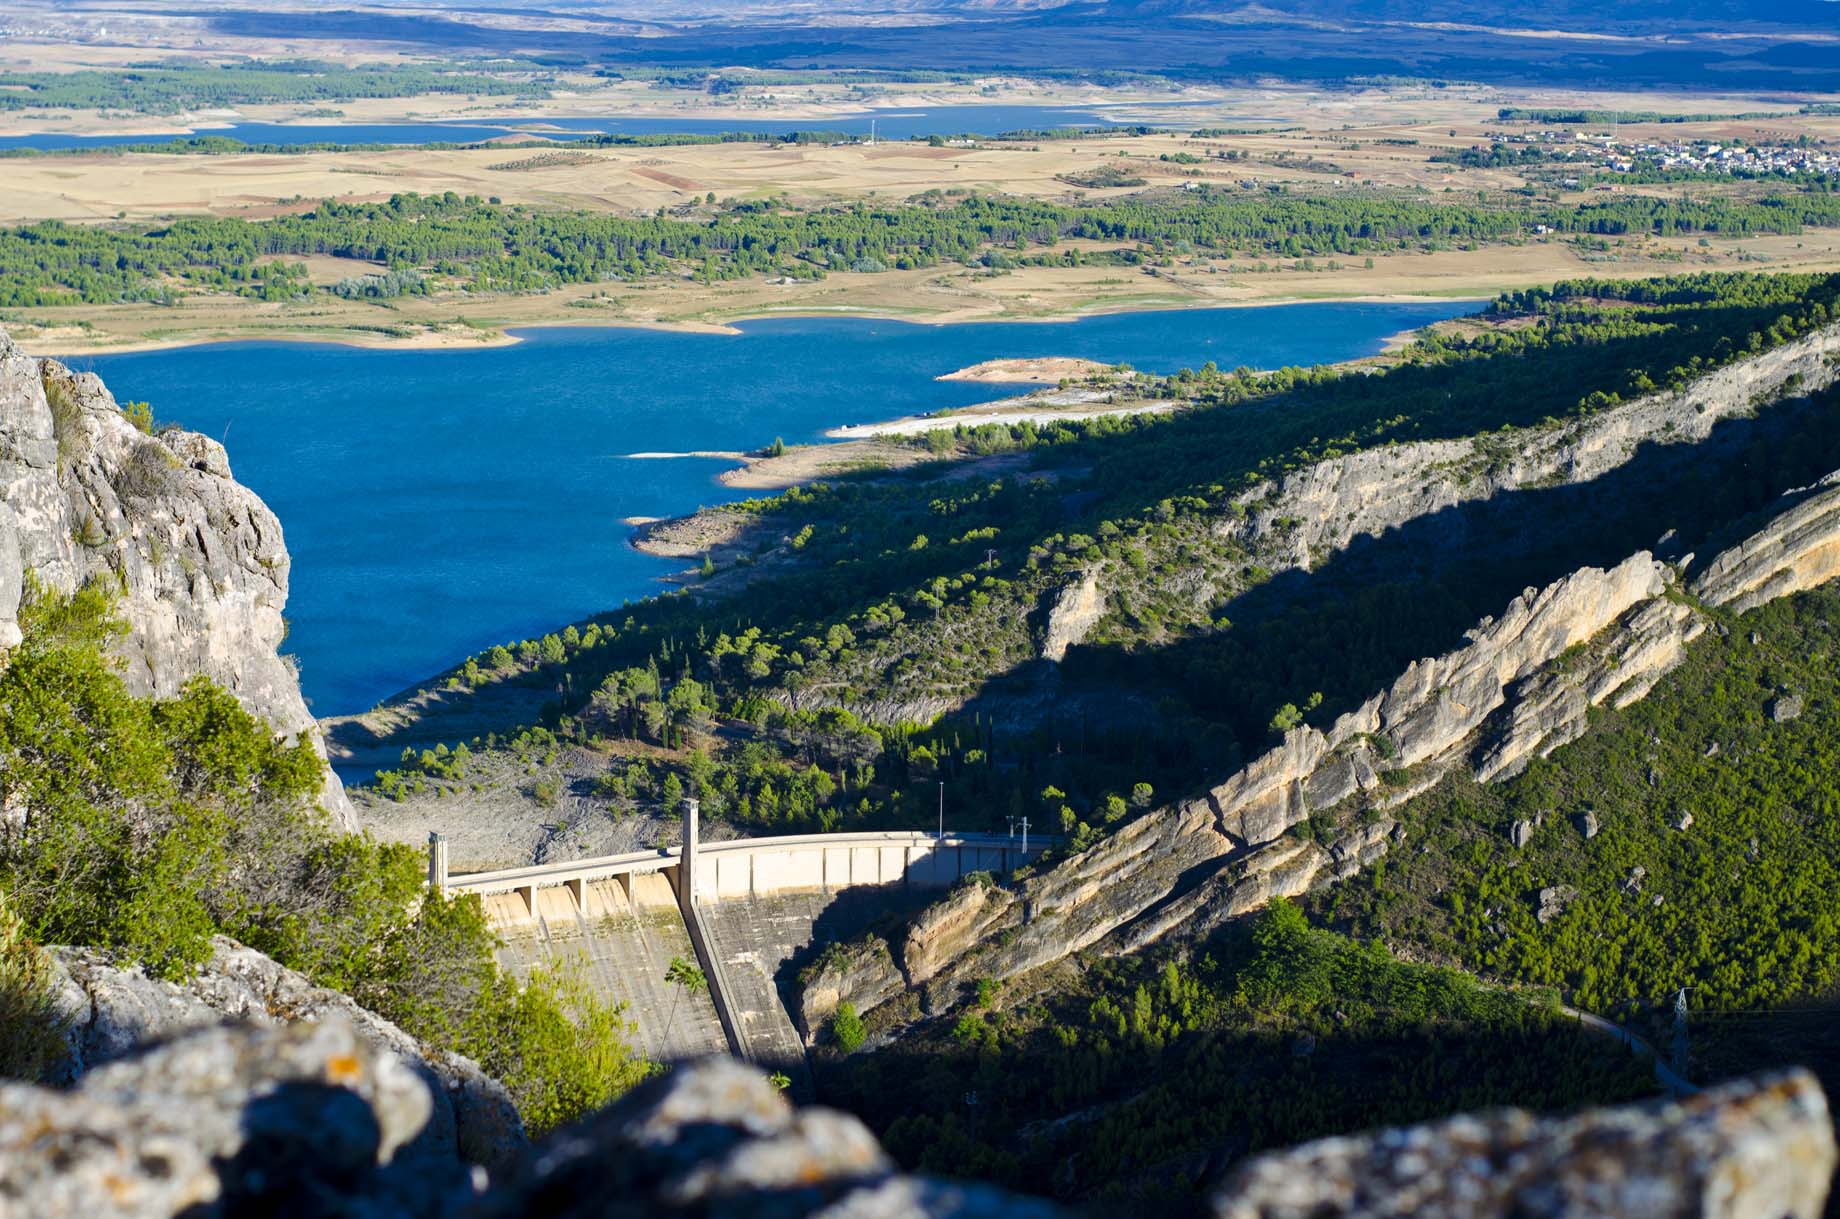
(433, 812, 1047, 1082)
(488, 872, 730, 1062)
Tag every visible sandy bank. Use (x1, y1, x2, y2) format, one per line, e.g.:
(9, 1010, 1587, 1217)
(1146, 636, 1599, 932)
(624, 449, 748, 461)
(938, 356, 1118, 384)
(24, 313, 744, 358)
(829, 397, 1180, 438)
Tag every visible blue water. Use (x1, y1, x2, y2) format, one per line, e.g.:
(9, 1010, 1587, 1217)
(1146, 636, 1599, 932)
(0, 104, 1203, 152)
(68, 302, 1473, 715)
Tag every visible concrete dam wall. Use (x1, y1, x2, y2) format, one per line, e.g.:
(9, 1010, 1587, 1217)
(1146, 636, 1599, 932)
(433, 810, 1047, 1081)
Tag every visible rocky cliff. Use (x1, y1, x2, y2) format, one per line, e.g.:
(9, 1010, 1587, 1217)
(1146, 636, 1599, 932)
(1, 1022, 1829, 1219)
(802, 468, 1840, 1034)
(0, 328, 351, 825)
(1222, 321, 1840, 581)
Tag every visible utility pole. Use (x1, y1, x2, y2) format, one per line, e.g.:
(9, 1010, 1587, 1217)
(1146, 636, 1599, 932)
(1020, 815, 1030, 855)
(426, 831, 448, 894)
(678, 797, 701, 919)
(937, 780, 944, 840)
(984, 547, 998, 570)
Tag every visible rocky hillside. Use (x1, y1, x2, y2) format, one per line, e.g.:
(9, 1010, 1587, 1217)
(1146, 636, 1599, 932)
(0, 1015, 1831, 1219)
(0, 328, 350, 824)
(800, 464, 1840, 1038)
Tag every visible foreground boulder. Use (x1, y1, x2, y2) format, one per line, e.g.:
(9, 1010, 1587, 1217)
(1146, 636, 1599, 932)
(471, 1056, 1066, 1219)
(1, 1019, 1832, 1219)
(44, 935, 525, 1171)
(1214, 1070, 1836, 1219)
(0, 1019, 450, 1218)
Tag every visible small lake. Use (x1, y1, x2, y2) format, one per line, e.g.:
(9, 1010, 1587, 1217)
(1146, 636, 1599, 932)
(0, 104, 1211, 152)
(68, 302, 1474, 716)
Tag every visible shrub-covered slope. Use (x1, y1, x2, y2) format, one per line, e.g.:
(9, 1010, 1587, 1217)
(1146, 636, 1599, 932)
(1324, 578, 1840, 1089)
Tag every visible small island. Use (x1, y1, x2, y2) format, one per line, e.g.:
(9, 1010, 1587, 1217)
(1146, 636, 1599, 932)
(936, 356, 1117, 384)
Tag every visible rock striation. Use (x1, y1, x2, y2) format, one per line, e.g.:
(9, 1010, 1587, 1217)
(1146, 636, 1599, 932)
(42, 935, 525, 1172)
(804, 470, 1840, 1034)
(0, 328, 351, 824)
(2, 1023, 1831, 1219)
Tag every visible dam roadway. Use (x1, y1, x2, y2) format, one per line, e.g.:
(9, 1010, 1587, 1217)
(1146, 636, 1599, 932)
(430, 808, 1046, 1088)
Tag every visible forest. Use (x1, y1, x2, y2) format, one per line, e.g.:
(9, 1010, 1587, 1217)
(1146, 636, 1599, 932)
(5, 188, 1840, 307)
(0, 60, 548, 113)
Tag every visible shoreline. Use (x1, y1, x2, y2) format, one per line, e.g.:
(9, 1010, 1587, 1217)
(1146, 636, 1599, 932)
(20, 292, 1486, 359)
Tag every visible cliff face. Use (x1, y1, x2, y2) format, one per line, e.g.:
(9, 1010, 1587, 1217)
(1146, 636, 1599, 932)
(805, 469, 1840, 1033)
(1225, 323, 1840, 578)
(0, 330, 351, 825)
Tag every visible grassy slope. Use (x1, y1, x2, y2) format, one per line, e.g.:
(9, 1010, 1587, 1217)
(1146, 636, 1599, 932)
(1322, 581, 1840, 1090)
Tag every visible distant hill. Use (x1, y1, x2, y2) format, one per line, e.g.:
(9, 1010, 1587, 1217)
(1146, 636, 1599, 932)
(194, 0, 1837, 90)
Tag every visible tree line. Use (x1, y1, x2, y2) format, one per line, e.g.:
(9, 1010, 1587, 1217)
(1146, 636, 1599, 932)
(7, 188, 1840, 306)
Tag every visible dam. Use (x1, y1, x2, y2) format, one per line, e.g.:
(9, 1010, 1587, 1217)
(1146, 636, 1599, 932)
(430, 803, 1046, 1082)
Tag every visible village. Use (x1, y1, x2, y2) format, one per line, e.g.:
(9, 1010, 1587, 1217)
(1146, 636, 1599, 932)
(1475, 121, 1840, 182)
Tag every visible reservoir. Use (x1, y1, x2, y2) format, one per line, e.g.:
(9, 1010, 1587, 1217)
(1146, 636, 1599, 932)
(67, 302, 1475, 716)
(0, 104, 1211, 152)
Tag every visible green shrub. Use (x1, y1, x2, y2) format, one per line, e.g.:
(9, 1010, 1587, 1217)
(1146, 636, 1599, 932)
(0, 889, 66, 1081)
(831, 1001, 867, 1053)
(0, 578, 650, 1130)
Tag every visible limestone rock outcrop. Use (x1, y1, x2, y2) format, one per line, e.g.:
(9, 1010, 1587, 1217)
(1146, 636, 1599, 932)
(43, 935, 526, 1171)
(0, 328, 351, 825)
(795, 938, 904, 1045)
(1223, 322, 1840, 580)
(1213, 1069, 1836, 1219)
(1041, 566, 1105, 662)
(3, 1023, 1832, 1219)
(0, 1018, 455, 1219)
(810, 470, 1840, 1033)
(798, 326, 1840, 1026)
(1694, 470, 1840, 612)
